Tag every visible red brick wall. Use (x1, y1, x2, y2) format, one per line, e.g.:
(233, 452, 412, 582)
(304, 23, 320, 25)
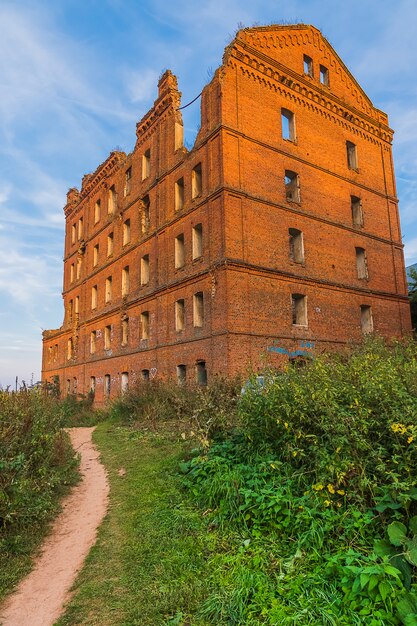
(42, 26, 411, 402)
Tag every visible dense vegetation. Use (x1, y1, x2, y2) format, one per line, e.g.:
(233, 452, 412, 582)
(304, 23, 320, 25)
(180, 339, 417, 624)
(0, 389, 79, 598)
(4, 338, 417, 625)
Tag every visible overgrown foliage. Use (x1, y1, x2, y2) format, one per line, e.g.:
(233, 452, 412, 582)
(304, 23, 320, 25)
(0, 388, 79, 598)
(109, 376, 241, 442)
(181, 338, 417, 624)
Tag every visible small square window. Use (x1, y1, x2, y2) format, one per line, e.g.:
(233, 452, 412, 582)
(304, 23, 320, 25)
(319, 65, 329, 86)
(175, 300, 185, 331)
(303, 55, 313, 77)
(351, 196, 364, 227)
(291, 293, 307, 326)
(192, 224, 203, 259)
(285, 171, 301, 203)
(281, 109, 296, 141)
(360, 305, 373, 334)
(94, 200, 101, 224)
(142, 149, 150, 180)
(141, 311, 150, 340)
(175, 234, 185, 268)
(346, 141, 358, 170)
(124, 167, 132, 196)
(175, 178, 184, 211)
(289, 228, 304, 263)
(192, 163, 202, 199)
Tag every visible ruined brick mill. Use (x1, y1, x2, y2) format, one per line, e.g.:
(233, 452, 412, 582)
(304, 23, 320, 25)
(42, 24, 411, 401)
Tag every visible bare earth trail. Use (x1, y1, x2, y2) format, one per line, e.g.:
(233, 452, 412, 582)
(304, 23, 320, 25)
(0, 427, 109, 626)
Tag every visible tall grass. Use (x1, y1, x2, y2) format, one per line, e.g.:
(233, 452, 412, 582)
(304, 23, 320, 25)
(0, 388, 79, 598)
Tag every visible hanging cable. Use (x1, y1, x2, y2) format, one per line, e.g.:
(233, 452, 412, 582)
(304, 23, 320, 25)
(178, 92, 202, 110)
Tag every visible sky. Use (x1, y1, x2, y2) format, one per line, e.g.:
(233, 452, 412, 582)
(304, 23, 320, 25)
(0, 0, 416, 388)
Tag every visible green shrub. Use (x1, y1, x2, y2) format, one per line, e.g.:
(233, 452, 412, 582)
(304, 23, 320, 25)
(109, 376, 241, 441)
(181, 339, 417, 624)
(0, 388, 78, 535)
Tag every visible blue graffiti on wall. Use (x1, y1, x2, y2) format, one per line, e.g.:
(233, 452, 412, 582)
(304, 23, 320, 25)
(267, 340, 315, 359)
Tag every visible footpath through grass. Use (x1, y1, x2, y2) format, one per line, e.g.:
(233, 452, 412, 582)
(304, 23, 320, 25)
(56, 421, 219, 626)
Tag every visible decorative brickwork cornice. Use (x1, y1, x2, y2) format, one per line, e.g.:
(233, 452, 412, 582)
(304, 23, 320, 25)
(225, 28, 392, 145)
(135, 70, 181, 148)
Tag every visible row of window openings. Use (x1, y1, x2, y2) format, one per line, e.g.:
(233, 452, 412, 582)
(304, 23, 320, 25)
(291, 295, 373, 333)
(72, 235, 366, 318)
(282, 109, 359, 175)
(70, 225, 203, 287)
(303, 55, 329, 86)
(87, 295, 205, 356)
(84, 361, 208, 397)
(71, 162, 202, 246)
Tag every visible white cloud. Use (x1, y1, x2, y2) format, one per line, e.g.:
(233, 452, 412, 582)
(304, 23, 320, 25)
(124, 68, 160, 103)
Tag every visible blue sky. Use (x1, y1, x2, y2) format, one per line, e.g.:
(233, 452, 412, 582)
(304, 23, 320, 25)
(0, 0, 416, 388)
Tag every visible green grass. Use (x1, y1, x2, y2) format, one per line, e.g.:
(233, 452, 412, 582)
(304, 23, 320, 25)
(56, 422, 220, 626)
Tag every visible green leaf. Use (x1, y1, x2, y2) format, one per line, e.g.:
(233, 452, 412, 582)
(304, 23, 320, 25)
(391, 555, 412, 590)
(368, 574, 379, 592)
(397, 592, 417, 624)
(374, 539, 394, 557)
(409, 515, 417, 535)
(360, 573, 370, 589)
(387, 521, 408, 547)
(378, 581, 391, 603)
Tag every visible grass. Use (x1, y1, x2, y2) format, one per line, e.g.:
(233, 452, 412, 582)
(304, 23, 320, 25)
(56, 421, 220, 626)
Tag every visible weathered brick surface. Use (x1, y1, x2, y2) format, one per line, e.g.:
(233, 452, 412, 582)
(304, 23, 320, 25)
(42, 25, 411, 401)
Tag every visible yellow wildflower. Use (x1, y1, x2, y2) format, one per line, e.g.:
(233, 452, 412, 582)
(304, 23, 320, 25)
(391, 423, 407, 435)
(324, 500, 331, 507)
(312, 483, 324, 491)
(337, 489, 345, 496)
(408, 436, 414, 444)
(327, 484, 335, 494)
(284, 422, 289, 429)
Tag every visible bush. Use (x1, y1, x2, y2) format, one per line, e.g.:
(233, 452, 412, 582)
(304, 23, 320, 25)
(109, 376, 241, 442)
(181, 339, 417, 624)
(0, 388, 78, 535)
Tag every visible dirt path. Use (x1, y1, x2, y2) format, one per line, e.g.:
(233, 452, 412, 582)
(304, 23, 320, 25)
(0, 427, 109, 626)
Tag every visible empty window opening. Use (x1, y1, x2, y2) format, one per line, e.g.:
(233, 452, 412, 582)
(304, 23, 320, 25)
(122, 266, 130, 296)
(70, 263, 75, 283)
(285, 170, 301, 203)
(192, 223, 203, 259)
(124, 167, 132, 196)
(71, 223, 76, 244)
(175, 299, 185, 331)
(121, 372, 129, 394)
(108, 185, 117, 214)
(104, 374, 111, 398)
(104, 325, 111, 350)
(196, 361, 207, 386)
(360, 305, 373, 334)
(351, 196, 364, 227)
(75, 296, 79, 315)
(141, 311, 150, 340)
(291, 294, 307, 326)
(142, 149, 151, 180)
(141, 254, 150, 285)
(193, 292, 204, 327)
(142, 369, 150, 381)
(68, 299, 73, 323)
(320, 65, 329, 86)
(107, 232, 114, 257)
(175, 178, 184, 212)
(192, 163, 202, 199)
(121, 318, 129, 346)
(91, 285, 98, 310)
(105, 276, 112, 303)
(67, 337, 73, 360)
(175, 122, 184, 150)
(90, 330, 97, 354)
(76, 257, 82, 280)
(141, 195, 150, 234)
(346, 141, 358, 170)
(281, 109, 296, 141)
(94, 200, 101, 224)
(356, 247, 368, 279)
(78, 217, 83, 240)
(90, 376, 96, 393)
(175, 234, 185, 268)
(289, 228, 304, 263)
(93, 244, 99, 267)
(177, 364, 187, 385)
(123, 219, 131, 245)
(303, 54, 313, 77)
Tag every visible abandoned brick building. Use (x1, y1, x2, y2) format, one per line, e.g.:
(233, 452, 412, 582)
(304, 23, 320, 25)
(42, 24, 411, 401)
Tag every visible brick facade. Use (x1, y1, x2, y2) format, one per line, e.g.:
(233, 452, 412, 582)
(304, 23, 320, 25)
(42, 24, 411, 402)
